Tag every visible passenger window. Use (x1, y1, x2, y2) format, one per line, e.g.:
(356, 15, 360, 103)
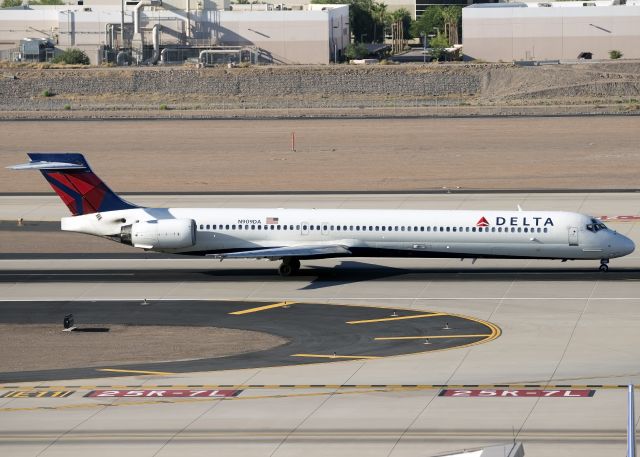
(472, 227, 476, 232)
(349, 226, 353, 230)
(345, 226, 349, 231)
(303, 225, 308, 230)
(330, 225, 335, 230)
(369, 226, 374, 231)
(517, 227, 522, 233)
(381, 226, 385, 231)
(543, 228, 548, 233)
(401, 227, 405, 232)
(324, 225, 328, 231)
(282, 225, 287, 230)
(491, 227, 496, 232)
(420, 227, 424, 232)
(270, 225, 275, 230)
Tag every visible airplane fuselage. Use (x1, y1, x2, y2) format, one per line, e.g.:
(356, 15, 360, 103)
(61, 208, 635, 262)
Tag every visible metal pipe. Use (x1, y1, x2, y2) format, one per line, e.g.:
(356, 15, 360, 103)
(629, 385, 636, 457)
(134, 0, 152, 37)
(120, 0, 125, 49)
(149, 24, 160, 64)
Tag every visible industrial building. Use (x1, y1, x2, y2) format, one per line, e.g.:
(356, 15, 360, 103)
(0, 1, 349, 64)
(463, 0, 640, 61)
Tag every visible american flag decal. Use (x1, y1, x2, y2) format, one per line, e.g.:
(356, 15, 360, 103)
(266, 217, 279, 225)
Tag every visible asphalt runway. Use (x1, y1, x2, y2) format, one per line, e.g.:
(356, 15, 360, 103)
(1, 192, 639, 457)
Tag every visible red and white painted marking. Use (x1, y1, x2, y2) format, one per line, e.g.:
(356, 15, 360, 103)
(439, 389, 595, 398)
(85, 389, 242, 398)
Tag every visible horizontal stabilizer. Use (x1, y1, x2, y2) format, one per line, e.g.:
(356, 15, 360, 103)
(7, 160, 88, 171)
(210, 244, 352, 260)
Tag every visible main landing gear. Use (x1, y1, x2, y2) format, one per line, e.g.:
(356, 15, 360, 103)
(599, 258, 609, 272)
(278, 258, 301, 277)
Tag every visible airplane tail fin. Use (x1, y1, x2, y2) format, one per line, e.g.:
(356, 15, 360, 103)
(8, 153, 138, 216)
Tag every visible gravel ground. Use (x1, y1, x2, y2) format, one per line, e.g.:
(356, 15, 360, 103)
(0, 324, 287, 372)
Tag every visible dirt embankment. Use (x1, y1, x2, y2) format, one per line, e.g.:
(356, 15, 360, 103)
(0, 61, 639, 118)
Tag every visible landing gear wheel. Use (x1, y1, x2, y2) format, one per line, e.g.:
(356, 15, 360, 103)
(278, 258, 301, 277)
(599, 259, 610, 272)
(278, 263, 293, 277)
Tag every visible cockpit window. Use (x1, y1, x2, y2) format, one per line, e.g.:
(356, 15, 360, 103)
(587, 218, 608, 232)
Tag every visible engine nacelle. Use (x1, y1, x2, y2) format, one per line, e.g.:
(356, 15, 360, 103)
(120, 219, 196, 250)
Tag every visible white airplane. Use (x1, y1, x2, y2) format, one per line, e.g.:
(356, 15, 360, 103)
(9, 153, 635, 276)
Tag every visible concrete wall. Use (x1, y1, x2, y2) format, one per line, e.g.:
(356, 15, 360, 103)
(463, 5, 640, 61)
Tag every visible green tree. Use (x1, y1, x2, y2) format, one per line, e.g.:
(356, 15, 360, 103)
(371, 1, 386, 43)
(410, 5, 444, 41)
(388, 8, 412, 40)
(52, 48, 90, 65)
(30, 0, 64, 4)
(441, 5, 461, 45)
(429, 32, 449, 61)
(1, 0, 22, 8)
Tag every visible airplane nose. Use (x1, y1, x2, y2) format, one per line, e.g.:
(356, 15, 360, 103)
(618, 235, 635, 256)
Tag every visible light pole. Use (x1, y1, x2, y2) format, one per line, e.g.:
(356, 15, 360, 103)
(420, 31, 426, 63)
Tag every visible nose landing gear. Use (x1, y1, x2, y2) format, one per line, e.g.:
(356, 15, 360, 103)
(599, 258, 609, 272)
(278, 257, 301, 277)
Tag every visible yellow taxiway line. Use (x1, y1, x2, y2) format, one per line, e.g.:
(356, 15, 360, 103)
(347, 313, 445, 325)
(229, 301, 294, 315)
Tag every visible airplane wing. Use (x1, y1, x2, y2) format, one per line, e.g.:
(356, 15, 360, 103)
(210, 244, 352, 260)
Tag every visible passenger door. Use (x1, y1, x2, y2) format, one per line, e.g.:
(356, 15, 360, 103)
(568, 227, 579, 246)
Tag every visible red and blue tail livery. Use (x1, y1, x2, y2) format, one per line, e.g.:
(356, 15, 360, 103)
(11, 153, 137, 216)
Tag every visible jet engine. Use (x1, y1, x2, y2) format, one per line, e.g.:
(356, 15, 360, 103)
(120, 219, 196, 250)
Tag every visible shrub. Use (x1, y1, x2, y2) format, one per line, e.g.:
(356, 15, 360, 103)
(609, 50, 623, 59)
(159, 104, 168, 110)
(41, 89, 52, 97)
(52, 48, 90, 65)
(344, 43, 368, 60)
(63, 104, 71, 110)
